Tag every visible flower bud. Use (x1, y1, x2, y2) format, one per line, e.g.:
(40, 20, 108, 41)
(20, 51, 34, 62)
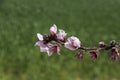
(89, 51, 98, 61)
(110, 40, 116, 46)
(99, 41, 106, 48)
(75, 51, 84, 61)
(110, 47, 119, 61)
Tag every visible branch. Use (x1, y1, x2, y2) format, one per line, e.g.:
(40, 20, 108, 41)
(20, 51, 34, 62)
(35, 24, 120, 61)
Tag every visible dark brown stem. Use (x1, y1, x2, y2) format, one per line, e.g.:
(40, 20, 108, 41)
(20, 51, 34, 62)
(78, 45, 115, 52)
(79, 47, 98, 51)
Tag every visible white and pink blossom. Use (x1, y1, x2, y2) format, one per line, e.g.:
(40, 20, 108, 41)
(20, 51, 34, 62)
(65, 36, 81, 50)
(57, 29, 67, 41)
(35, 33, 60, 56)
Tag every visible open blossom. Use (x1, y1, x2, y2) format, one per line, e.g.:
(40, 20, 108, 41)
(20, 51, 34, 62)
(65, 36, 81, 50)
(57, 29, 67, 42)
(50, 24, 57, 35)
(35, 33, 60, 56)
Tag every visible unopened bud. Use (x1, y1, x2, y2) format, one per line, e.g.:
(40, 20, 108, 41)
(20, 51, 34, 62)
(75, 51, 84, 61)
(89, 51, 98, 62)
(110, 47, 119, 61)
(110, 40, 116, 46)
(99, 41, 106, 48)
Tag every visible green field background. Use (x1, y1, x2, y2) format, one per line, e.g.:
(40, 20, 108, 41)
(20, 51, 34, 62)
(0, 0, 120, 80)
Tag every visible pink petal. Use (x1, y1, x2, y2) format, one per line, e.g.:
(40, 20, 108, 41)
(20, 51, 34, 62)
(47, 44, 60, 56)
(65, 36, 81, 50)
(40, 47, 49, 52)
(57, 29, 67, 41)
(35, 41, 49, 52)
(65, 42, 76, 50)
(35, 41, 40, 46)
(51, 45, 60, 54)
(50, 24, 57, 35)
(47, 50, 53, 56)
(46, 43, 54, 56)
(35, 41, 46, 47)
(69, 36, 80, 46)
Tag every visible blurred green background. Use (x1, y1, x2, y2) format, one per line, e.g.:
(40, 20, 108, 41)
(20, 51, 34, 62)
(0, 0, 120, 80)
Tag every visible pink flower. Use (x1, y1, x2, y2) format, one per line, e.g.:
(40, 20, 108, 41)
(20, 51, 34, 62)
(57, 29, 67, 42)
(47, 44, 60, 56)
(50, 24, 57, 35)
(35, 33, 60, 56)
(65, 36, 81, 50)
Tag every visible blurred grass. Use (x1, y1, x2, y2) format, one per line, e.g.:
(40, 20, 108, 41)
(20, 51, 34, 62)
(0, 0, 120, 80)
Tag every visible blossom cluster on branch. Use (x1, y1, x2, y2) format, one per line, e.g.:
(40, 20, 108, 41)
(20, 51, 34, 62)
(35, 24, 120, 61)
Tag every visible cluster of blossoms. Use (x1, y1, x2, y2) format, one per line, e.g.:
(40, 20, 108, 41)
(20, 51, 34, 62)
(35, 24, 120, 61)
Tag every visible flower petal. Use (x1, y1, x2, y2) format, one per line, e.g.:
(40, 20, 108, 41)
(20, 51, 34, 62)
(40, 47, 49, 52)
(46, 44, 61, 56)
(65, 36, 81, 50)
(35, 41, 50, 53)
(35, 41, 46, 47)
(50, 24, 57, 35)
(37, 33, 43, 41)
(34, 41, 40, 46)
(65, 42, 76, 50)
(57, 29, 67, 41)
(47, 50, 53, 56)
